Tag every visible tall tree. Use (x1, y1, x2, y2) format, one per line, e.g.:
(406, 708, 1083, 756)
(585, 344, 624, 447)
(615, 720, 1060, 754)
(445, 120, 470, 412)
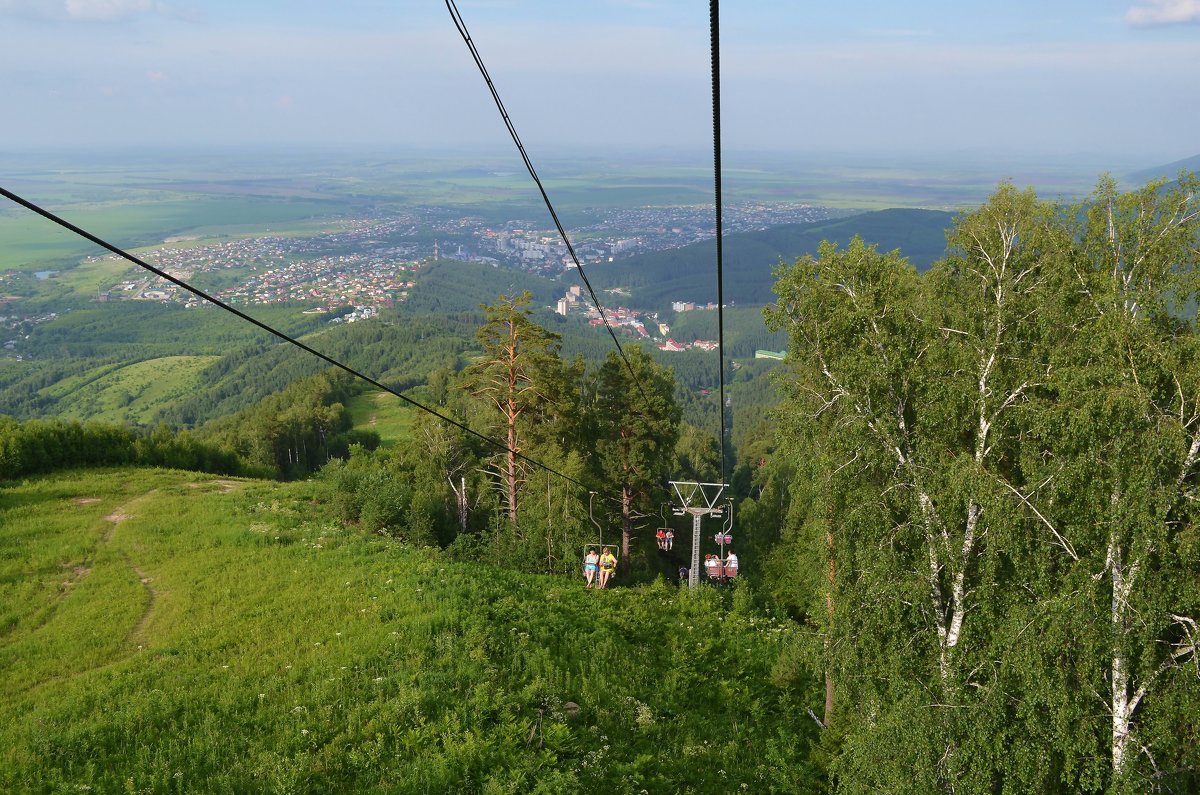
(463, 291, 560, 525)
(592, 346, 681, 565)
(1050, 173, 1200, 782)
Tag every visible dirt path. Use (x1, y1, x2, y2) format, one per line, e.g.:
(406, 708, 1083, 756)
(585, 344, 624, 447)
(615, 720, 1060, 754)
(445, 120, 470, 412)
(126, 565, 158, 643)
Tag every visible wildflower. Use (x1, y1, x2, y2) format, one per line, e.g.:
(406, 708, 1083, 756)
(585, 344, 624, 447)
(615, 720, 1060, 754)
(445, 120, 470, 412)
(258, 693, 265, 699)
(301, 728, 309, 735)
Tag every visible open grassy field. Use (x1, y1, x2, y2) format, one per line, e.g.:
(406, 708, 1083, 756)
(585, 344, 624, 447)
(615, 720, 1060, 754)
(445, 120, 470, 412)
(0, 196, 346, 272)
(0, 468, 818, 793)
(344, 390, 415, 448)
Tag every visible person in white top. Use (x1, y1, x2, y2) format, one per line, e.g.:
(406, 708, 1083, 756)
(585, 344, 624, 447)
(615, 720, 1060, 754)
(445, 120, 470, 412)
(725, 551, 738, 569)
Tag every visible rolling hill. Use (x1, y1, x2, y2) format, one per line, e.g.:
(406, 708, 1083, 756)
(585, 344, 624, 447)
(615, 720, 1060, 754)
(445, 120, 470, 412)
(593, 208, 957, 309)
(1128, 153, 1200, 184)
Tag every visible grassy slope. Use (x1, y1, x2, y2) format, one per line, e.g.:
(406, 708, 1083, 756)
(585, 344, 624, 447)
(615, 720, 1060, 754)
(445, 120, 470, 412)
(343, 391, 414, 448)
(37, 355, 222, 425)
(0, 469, 818, 794)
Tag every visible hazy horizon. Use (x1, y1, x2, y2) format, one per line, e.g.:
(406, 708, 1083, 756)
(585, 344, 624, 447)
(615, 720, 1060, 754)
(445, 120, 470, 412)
(1, 1, 1197, 164)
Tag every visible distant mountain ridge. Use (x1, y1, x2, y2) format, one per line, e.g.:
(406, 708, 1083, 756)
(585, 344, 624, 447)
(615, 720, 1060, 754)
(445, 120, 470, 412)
(593, 208, 956, 309)
(1128, 154, 1200, 184)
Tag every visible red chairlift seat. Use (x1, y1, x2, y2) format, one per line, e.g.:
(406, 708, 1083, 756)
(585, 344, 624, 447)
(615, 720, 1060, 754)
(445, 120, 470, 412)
(704, 556, 739, 581)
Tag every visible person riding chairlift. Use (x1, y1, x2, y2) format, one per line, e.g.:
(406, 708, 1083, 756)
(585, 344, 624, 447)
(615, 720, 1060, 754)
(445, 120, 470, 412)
(655, 528, 666, 549)
(664, 528, 674, 551)
(583, 548, 600, 589)
(598, 548, 618, 589)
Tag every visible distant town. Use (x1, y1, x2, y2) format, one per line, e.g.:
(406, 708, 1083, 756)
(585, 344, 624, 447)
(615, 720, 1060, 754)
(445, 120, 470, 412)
(79, 201, 828, 309)
(2, 201, 826, 359)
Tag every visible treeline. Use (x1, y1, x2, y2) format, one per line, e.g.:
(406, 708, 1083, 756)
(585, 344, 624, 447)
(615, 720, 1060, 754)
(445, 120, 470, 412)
(594, 208, 955, 309)
(319, 291, 727, 580)
(0, 416, 240, 480)
(154, 313, 478, 427)
(0, 370, 379, 481)
(194, 370, 379, 478)
(404, 257, 560, 314)
(666, 305, 788, 357)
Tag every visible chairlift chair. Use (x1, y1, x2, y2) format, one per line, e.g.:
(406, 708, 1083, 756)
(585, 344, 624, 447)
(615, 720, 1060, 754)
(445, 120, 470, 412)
(655, 504, 673, 550)
(703, 499, 739, 582)
(582, 492, 620, 585)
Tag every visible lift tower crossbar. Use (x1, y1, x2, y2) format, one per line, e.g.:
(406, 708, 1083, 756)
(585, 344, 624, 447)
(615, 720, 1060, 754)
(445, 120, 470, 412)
(669, 481, 727, 589)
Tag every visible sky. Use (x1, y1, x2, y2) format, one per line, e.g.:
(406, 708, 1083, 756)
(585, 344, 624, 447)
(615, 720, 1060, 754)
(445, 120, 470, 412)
(1, 0, 1198, 165)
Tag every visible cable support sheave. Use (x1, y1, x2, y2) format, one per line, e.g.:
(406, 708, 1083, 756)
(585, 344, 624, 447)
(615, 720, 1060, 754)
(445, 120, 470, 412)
(444, 0, 654, 410)
(0, 184, 616, 504)
(711, 0, 729, 481)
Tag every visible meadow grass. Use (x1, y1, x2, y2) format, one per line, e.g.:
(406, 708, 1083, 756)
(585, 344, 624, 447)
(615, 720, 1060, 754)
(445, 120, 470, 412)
(0, 469, 818, 793)
(344, 391, 414, 448)
(52, 256, 141, 299)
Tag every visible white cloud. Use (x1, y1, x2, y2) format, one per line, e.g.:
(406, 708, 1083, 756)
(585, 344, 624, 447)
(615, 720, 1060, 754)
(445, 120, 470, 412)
(1126, 0, 1200, 26)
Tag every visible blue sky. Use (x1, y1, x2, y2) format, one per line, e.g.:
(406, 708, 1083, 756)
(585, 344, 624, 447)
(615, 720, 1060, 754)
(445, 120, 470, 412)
(1, 0, 1197, 164)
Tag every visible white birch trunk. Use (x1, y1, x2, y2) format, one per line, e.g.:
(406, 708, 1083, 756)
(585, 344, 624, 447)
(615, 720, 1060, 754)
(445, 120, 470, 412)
(1109, 536, 1132, 776)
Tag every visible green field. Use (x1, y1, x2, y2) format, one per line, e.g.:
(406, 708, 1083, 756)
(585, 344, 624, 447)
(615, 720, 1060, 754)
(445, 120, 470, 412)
(0, 469, 818, 792)
(344, 390, 415, 447)
(0, 195, 343, 272)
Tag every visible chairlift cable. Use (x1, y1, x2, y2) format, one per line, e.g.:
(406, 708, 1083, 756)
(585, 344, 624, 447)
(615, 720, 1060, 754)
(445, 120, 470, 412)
(710, 0, 730, 482)
(444, 0, 655, 410)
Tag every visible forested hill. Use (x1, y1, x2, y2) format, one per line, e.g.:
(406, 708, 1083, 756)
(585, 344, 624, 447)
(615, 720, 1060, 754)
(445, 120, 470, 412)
(595, 208, 955, 309)
(405, 258, 560, 313)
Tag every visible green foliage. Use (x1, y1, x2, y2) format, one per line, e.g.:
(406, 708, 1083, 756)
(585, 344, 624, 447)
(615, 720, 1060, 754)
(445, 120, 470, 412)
(767, 176, 1200, 791)
(404, 259, 560, 314)
(196, 370, 376, 479)
(0, 415, 239, 480)
(592, 345, 682, 566)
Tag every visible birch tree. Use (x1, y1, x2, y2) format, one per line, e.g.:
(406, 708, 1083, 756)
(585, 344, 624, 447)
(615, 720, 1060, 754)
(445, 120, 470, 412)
(767, 177, 1200, 792)
(1045, 173, 1200, 787)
